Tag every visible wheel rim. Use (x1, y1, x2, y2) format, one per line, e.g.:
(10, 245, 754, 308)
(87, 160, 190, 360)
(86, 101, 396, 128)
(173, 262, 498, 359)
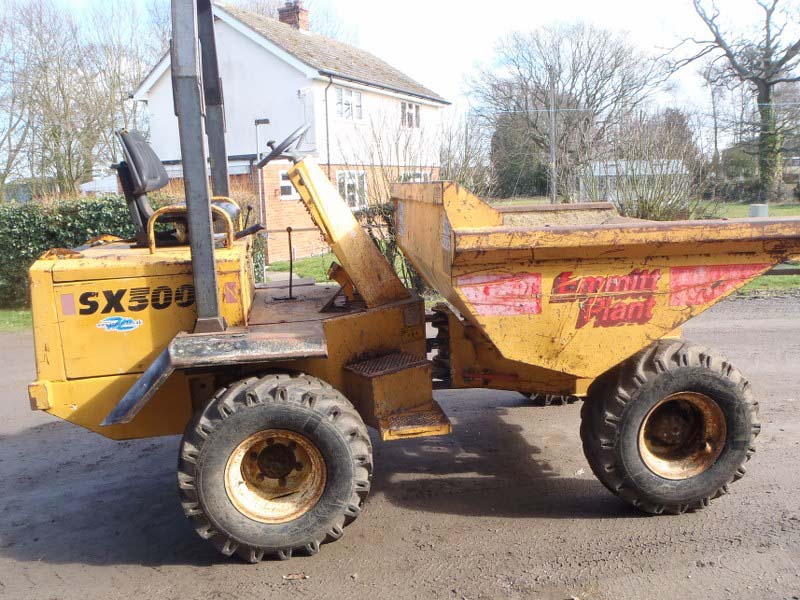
(638, 392, 726, 480)
(224, 429, 326, 524)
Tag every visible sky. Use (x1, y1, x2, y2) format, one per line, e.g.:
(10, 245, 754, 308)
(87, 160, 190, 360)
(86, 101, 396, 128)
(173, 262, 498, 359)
(314, 0, 794, 111)
(69, 0, 798, 113)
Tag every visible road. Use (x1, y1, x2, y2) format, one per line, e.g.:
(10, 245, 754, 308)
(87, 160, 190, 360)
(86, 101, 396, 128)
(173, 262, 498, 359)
(0, 296, 798, 600)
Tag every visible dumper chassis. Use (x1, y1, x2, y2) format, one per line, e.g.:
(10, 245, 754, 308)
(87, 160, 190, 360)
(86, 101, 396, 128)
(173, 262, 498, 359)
(26, 0, 800, 562)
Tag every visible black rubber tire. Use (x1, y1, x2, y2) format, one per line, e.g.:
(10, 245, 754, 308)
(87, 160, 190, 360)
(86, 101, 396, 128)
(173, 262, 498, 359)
(178, 373, 372, 562)
(525, 393, 580, 407)
(580, 339, 760, 515)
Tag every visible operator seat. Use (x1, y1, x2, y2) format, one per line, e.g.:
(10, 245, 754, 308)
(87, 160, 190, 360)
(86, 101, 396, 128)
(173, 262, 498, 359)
(114, 130, 242, 247)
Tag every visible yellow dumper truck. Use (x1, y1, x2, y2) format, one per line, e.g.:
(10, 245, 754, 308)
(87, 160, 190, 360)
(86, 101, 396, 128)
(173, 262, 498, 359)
(27, 0, 800, 562)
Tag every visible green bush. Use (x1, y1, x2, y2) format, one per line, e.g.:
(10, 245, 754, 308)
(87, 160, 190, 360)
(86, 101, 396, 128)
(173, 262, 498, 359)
(0, 195, 135, 308)
(251, 232, 266, 283)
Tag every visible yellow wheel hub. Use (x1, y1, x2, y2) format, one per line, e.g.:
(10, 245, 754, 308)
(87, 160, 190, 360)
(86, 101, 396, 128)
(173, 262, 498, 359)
(638, 392, 726, 480)
(224, 429, 326, 524)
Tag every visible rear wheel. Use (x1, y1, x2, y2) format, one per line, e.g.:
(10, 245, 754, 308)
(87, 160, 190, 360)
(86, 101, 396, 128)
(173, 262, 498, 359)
(580, 340, 760, 514)
(178, 373, 372, 562)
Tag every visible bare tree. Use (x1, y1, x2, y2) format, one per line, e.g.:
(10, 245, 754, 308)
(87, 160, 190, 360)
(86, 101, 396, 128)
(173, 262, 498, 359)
(233, 0, 283, 17)
(0, 2, 33, 201)
(231, 0, 357, 43)
(17, 0, 105, 196)
(439, 111, 495, 196)
(83, 2, 156, 166)
(144, 0, 172, 60)
(700, 61, 723, 199)
(674, 0, 800, 200)
(306, 2, 357, 45)
(334, 108, 440, 290)
(469, 23, 667, 201)
(0, 0, 167, 198)
(581, 109, 712, 220)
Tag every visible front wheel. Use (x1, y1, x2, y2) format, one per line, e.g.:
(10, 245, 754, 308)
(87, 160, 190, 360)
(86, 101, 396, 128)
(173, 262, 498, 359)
(178, 374, 372, 562)
(581, 340, 760, 515)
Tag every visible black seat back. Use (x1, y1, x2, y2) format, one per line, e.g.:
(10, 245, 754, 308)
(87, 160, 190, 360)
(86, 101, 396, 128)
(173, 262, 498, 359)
(118, 130, 169, 194)
(114, 130, 169, 244)
(114, 129, 246, 248)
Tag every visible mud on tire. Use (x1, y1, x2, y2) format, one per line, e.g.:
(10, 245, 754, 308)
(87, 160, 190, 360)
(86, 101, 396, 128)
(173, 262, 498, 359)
(580, 339, 760, 515)
(178, 373, 373, 562)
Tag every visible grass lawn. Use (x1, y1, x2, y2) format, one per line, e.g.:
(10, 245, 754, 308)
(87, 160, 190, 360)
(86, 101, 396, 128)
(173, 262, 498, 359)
(739, 273, 800, 295)
(0, 309, 32, 332)
(717, 202, 800, 219)
(268, 250, 413, 285)
(487, 199, 800, 218)
(268, 252, 335, 282)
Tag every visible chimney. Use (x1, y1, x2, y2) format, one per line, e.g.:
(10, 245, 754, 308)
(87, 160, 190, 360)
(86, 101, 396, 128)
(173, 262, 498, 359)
(278, 1, 309, 31)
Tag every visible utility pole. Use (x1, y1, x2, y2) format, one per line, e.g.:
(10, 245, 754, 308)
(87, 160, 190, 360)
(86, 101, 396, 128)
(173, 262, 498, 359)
(548, 66, 557, 204)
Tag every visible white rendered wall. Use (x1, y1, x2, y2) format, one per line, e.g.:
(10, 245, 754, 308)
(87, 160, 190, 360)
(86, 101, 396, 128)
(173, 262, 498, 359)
(142, 19, 315, 163)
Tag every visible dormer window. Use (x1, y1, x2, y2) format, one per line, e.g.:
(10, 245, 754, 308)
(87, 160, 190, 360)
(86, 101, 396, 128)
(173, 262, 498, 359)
(401, 101, 420, 128)
(336, 87, 362, 120)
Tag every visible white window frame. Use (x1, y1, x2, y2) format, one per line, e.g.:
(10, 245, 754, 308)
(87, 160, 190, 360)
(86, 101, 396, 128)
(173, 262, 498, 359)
(337, 170, 368, 210)
(335, 86, 363, 121)
(279, 170, 299, 200)
(401, 101, 420, 128)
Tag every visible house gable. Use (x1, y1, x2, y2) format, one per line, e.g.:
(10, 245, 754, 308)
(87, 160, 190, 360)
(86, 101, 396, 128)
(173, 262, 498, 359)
(133, 8, 317, 102)
(134, 5, 448, 106)
(143, 16, 314, 162)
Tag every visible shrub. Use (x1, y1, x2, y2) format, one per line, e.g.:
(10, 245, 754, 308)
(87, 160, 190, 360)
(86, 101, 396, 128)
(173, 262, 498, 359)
(715, 178, 763, 203)
(0, 195, 135, 308)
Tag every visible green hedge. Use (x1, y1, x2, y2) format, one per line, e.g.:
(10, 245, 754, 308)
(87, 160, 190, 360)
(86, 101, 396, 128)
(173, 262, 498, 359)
(0, 196, 135, 308)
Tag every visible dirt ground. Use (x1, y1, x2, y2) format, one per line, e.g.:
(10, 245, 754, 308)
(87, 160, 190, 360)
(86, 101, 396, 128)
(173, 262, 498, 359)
(0, 297, 798, 600)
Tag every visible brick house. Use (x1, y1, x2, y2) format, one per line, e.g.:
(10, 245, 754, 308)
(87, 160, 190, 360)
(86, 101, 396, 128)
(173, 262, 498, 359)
(133, 1, 449, 262)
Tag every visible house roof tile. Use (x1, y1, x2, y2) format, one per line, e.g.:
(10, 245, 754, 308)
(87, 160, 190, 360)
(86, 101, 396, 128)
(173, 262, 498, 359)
(217, 4, 447, 104)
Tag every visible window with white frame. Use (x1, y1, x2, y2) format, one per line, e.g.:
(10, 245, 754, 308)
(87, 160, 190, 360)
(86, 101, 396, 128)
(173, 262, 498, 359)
(401, 101, 420, 128)
(279, 170, 298, 200)
(336, 87, 363, 120)
(399, 171, 431, 183)
(337, 171, 367, 209)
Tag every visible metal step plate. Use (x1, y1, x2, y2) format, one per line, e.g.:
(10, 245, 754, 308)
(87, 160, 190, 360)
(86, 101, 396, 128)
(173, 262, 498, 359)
(380, 407, 451, 441)
(346, 352, 430, 378)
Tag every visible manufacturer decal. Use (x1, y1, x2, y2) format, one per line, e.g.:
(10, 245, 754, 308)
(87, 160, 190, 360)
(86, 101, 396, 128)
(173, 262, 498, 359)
(458, 272, 542, 316)
(550, 269, 662, 329)
(669, 264, 770, 306)
(60, 293, 77, 316)
(223, 281, 239, 304)
(97, 316, 143, 332)
(69, 284, 196, 316)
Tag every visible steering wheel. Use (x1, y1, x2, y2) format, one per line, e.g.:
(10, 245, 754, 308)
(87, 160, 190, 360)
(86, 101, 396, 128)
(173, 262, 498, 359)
(256, 124, 310, 168)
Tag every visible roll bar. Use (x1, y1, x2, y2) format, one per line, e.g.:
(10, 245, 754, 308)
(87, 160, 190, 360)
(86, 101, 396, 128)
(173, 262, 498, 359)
(170, 0, 230, 333)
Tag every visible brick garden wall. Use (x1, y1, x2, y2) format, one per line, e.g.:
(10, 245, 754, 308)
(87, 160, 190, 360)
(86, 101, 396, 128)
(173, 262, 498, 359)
(260, 162, 328, 263)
